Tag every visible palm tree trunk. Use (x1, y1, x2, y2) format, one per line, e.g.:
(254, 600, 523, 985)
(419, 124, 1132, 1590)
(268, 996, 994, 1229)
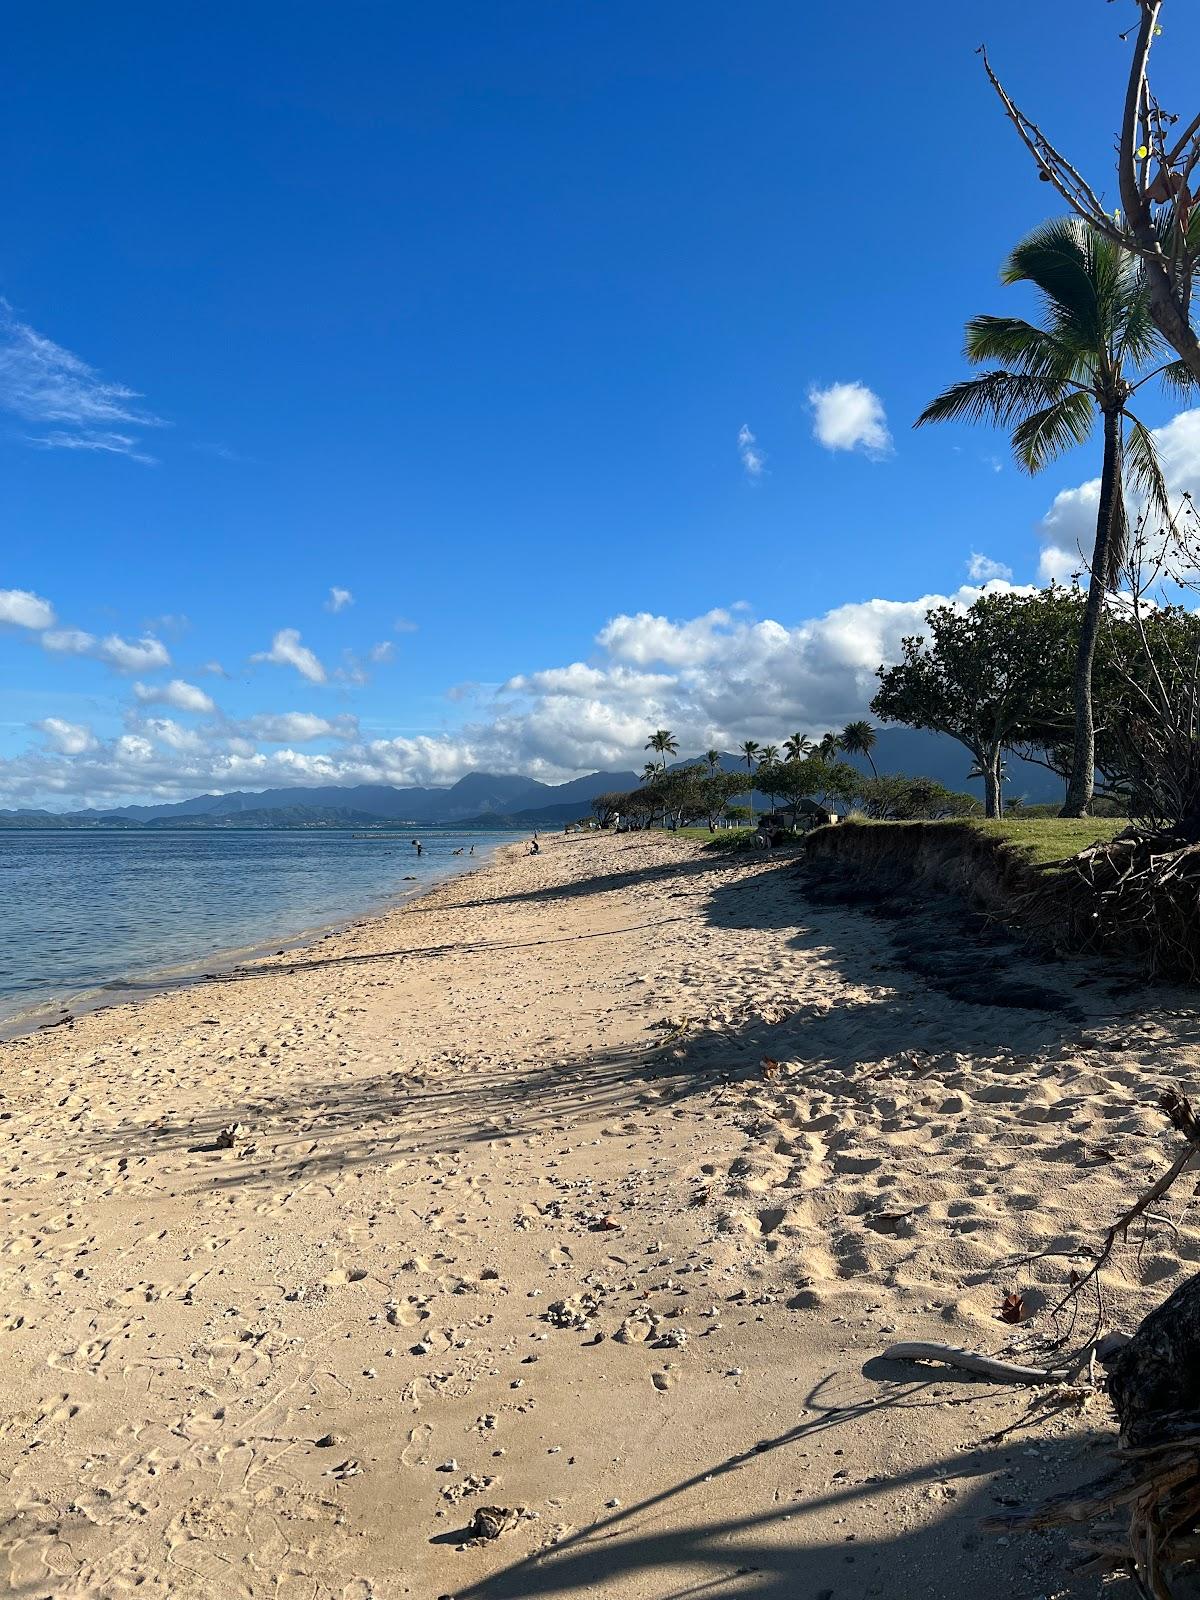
(1062, 410, 1122, 818)
(867, 753, 878, 779)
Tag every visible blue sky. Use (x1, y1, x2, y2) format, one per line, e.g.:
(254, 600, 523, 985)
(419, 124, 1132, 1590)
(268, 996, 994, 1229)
(4, 0, 1200, 806)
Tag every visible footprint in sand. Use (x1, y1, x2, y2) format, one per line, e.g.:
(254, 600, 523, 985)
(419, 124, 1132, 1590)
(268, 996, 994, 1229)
(400, 1423, 434, 1467)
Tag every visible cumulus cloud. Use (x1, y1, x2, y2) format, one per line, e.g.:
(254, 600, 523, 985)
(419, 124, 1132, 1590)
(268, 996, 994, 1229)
(0, 588, 55, 629)
(132, 678, 216, 714)
(1, 585, 1034, 810)
(0, 299, 163, 462)
(325, 586, 354, 613)
(596, 608, 732, 667)
(737, 423, 765, 480)
(808, 380, 893, 458)
(1038, 408, 1200, 582)
(252, 628, 327, 684)
(966, 552, 1013, 583)
(35, 718, 97, 755)
(41, 628, 171, 673)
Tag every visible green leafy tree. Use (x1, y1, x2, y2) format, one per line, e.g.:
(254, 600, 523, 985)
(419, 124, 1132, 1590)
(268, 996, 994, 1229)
(839, 719, 879, 777)
(917, 217, 1180, 817)
(644, 729, 679, 774)
(872, 588, 1081, 818)
(850, 774, 982, 821)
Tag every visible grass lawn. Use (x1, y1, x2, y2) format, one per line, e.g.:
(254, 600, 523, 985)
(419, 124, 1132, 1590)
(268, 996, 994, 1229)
(966, 816, 1125, 866)
(673, 817, 1125, 866)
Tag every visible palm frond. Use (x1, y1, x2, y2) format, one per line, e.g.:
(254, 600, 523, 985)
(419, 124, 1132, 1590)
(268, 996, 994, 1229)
(1160, 359, 1200, 399)
(1008, 391, 1096, 473)
(961, 316, 1077, 378)
(916, 371, 1073, 431)
(1124, 413, 1173, 533)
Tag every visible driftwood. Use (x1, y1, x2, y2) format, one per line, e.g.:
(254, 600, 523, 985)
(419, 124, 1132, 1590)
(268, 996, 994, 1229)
(881, 1341, 1067, 1385)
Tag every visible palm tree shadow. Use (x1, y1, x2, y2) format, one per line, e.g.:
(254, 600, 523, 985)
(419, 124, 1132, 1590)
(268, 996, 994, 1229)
(450, 1418, 1123, 1598)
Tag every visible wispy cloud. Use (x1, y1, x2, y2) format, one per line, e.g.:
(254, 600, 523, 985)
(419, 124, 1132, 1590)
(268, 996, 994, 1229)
(394, 617, 419, 634)
(737, 423, 765, 480)
(0, 299, 164, 462)
(252, 628, 327, 684)
(369, 640, 395, 664)
(808, 380, 892, 459)
(325, 586, 354, 613)
(41, 628, 171, 673)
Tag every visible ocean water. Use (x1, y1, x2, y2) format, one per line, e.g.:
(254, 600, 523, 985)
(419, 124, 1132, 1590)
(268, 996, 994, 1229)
(0, 828, 514, 1027)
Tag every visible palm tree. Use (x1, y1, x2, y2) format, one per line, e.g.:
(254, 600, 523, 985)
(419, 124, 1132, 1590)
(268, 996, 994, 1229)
(759, 744, 780, 764)
(817, 732, 839, 760)
(704, 748, 721, 776)
(917, 217, 1179, 816)
(644, 728, 678, 774)
(641, 761, 659, 785)
(783, 732, 812, 762)
(739, 739, 761, 825)
(839, 720, 878, 778)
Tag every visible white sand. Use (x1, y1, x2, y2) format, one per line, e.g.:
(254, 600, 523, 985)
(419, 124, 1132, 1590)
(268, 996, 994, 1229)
(1, 831, 1194, 1598)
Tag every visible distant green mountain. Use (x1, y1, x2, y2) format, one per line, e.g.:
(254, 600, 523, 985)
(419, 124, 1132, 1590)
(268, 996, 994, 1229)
(0, 736, 1067, 830)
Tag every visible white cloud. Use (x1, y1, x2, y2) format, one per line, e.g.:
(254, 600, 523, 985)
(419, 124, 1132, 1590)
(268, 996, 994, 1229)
(3, 589, 1044, 810)
(0, 299, 163, 462)
(201, 660, 230, 677)
(98, 634, 171, 673)
(596, 608, 732, 667)
(394, 617, 419, 634)
(35, 718, 97, 755)
(808, 380, 893, 458)
(137, 717, 208, 754)
(325, 586, 354, 613)
(966, 552, 1013, 582)
(0, 588, 55, 629)
(252, 628, 327, 684)
(41, 627, 97, 655)
(737, 423, 765, 480)
(132, 678, 216, 714)
(369, 640, 395, 664)
(241, 712, 357, 743)
(40, 627, 170, 673)
(1038, 408, 1200, 582)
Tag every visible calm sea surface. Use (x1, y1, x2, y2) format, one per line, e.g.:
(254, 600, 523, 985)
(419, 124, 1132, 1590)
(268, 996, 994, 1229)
(0, 828, 514, 1027)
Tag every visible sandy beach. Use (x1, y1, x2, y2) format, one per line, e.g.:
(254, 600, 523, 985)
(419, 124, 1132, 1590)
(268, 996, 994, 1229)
(2, 831, 1198, 1598)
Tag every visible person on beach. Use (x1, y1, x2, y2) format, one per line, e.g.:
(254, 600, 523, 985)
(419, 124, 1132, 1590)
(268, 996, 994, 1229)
(528, 838, 540, 855)
(469, 844, 475, 855)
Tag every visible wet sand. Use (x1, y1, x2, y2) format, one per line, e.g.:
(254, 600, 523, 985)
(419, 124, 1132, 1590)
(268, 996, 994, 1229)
(2, 831, 1196, 1598)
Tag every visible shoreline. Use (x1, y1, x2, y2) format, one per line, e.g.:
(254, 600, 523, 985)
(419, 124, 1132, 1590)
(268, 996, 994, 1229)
(0, 831, 517, 1043)
(1, 830, 1195, 1598)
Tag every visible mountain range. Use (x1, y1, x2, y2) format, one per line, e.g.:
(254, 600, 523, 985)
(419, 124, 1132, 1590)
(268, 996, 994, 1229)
(0, 729, 1066, 829)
